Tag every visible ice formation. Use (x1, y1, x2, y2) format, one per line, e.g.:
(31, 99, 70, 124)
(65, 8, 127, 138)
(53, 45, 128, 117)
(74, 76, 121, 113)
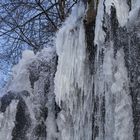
(55, 3, 86, 106)
(55, 3, 94, 140)
(0, 0, 140, 140)
(0, 47, 58, 140)
(55, 0, 138, 139)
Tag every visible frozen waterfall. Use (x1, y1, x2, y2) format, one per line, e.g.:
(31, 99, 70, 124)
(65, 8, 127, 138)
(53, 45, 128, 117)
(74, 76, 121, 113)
(55, 0, 139, 140)
(0, 0, 140, 140)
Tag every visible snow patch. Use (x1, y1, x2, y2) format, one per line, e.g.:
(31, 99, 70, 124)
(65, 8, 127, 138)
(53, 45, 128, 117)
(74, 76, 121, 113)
(8, 47, 55, 94)
(8, 50, 35, 93)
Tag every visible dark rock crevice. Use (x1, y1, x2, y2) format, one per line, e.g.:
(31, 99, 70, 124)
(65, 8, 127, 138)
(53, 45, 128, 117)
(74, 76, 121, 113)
(12, 99, 31, 140)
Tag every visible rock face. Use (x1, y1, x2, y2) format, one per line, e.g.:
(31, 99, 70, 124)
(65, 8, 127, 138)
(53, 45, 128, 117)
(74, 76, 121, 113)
(0, 0, 140, 140)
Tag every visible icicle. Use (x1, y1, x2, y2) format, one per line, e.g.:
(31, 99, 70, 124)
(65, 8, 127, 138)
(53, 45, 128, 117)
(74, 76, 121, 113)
(55, 2, 94, 140)
(55, 2, 86, 107)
